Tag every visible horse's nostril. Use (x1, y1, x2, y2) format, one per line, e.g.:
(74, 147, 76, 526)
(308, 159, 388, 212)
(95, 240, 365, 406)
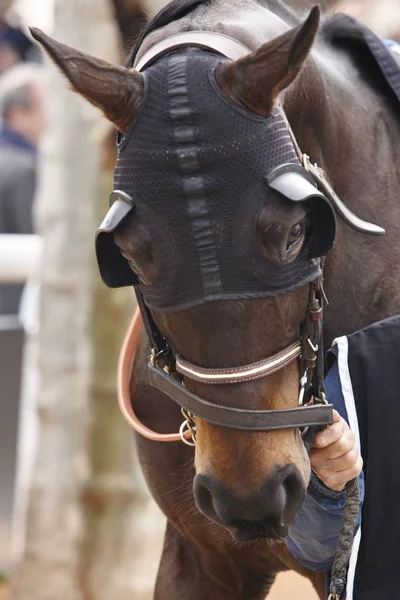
(195, 480, 212, 511)
(281, 464, 306, 519)
(284, 469, 300, 496)
(193, 475, 220, 522)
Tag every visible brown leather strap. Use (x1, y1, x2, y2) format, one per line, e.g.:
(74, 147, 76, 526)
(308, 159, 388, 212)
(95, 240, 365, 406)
(149, 364, 333, 431)
(117, 308, 191, 442)
(135, 31, 250, 72)
(175, 341, 302, 384)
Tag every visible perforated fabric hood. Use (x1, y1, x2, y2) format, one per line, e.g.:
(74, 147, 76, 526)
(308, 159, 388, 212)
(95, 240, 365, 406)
(111, 48, 324, 311)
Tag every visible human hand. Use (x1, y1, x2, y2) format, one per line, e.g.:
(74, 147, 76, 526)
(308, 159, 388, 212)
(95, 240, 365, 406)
(310, 410, 363, 491)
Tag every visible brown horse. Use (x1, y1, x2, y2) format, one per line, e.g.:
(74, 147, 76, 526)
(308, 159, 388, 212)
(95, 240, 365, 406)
(31, 0, 400, 598)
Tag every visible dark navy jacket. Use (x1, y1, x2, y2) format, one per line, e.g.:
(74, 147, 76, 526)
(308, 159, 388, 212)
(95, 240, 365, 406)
(0, 125, 37, 314)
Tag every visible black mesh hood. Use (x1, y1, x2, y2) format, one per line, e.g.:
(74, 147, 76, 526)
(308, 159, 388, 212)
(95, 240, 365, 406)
(112, 48, 323, 311)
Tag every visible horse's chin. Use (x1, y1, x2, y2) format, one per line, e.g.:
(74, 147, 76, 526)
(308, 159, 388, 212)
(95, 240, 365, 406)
(198, 504, 290, 542)
(229, 522, 289, 543)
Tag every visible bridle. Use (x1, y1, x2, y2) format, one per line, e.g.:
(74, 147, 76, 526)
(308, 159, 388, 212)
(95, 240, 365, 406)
(143, 275, 332, 447)
(118, 276, 331, 445)
(116, 30, 385, 448)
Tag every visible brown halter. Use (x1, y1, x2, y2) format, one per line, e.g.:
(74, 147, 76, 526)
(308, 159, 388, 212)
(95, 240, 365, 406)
(118, 277, 333, 444)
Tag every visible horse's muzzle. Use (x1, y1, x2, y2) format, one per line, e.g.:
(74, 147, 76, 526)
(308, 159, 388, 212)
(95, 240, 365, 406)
(193, 464, 305, 541)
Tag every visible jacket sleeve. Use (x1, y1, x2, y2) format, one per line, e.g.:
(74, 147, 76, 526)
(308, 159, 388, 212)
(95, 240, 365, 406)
(285, 361, 364, 571)
(4, 164, 35, 234)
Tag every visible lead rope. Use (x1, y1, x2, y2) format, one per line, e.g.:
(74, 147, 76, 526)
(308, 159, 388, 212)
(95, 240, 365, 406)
(328, 477, 360, 599)
(306, 279, 361, 600)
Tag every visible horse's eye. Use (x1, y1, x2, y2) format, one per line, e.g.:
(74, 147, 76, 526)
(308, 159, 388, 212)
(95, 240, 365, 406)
(287, 222, 304, 251)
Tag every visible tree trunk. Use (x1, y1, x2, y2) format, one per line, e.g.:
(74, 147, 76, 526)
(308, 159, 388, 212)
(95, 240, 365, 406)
(78, 4, 164, 598)
(11, 0, 103, 597)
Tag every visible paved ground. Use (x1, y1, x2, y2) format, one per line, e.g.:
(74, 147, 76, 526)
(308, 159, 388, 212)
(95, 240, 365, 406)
(270, 572, 319, 598)
(0, 574, 319, 599)
(0, 584, 9, 599)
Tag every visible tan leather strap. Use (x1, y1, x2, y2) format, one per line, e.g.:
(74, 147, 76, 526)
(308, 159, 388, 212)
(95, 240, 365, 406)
(117, 308, 191, 442)
(135, 31, 250, 72)
(175, 341, 302, 384)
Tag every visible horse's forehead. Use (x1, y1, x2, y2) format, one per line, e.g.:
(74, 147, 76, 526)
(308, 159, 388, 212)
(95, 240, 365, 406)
(134, 3, 289, 66)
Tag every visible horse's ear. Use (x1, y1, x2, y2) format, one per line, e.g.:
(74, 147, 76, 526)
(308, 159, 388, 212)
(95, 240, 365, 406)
(29, 28, 144, 133)
(215, 6, 320, 116)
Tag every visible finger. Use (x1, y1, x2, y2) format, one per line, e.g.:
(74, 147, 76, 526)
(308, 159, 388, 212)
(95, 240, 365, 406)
(313, 455, 363, 491)
(311, 428, 356, 463)
(312, 415, 347, 449)
(311, 443, 358, 474)
(312, 422, 343, 449)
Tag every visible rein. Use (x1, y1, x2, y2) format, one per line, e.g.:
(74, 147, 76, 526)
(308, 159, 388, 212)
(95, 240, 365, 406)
(117, 307, 188, 442)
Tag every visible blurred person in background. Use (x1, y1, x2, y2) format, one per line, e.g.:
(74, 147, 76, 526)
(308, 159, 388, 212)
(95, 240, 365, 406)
(0, 21, 38, 73)
(0, 63, 45, 315)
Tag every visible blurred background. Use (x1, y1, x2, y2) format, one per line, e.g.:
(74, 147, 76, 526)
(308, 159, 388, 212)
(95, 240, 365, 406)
(0, 1, 398, 599)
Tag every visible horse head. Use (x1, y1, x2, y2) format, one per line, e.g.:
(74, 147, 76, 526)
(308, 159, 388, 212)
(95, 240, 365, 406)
(31, 4, 337, 542)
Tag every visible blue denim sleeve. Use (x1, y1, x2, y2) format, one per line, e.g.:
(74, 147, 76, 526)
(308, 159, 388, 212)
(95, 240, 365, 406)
(285, 361, 364, 571)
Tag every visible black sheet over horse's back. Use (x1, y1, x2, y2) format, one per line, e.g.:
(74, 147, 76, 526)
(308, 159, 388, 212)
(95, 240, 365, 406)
(323, 14, 400, 109)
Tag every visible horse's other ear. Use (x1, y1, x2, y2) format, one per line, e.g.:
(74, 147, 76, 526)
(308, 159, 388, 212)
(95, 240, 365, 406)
(29, 28, 144, 133)
(215, 5, 320, 116)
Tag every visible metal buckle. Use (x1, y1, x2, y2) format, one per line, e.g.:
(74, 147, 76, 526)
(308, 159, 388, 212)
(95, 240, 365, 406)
(307, 338, 318, 353)
(319, 282, 329, 306)
(298, 369, 310, 437)
(179, 408, 196, 446)
(298, 369, 308, 406)
(150, 347, 157, 367)
(302, 153, 310, 171)
(151, 348, 196, 446)
(150, 347, 172, 374)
